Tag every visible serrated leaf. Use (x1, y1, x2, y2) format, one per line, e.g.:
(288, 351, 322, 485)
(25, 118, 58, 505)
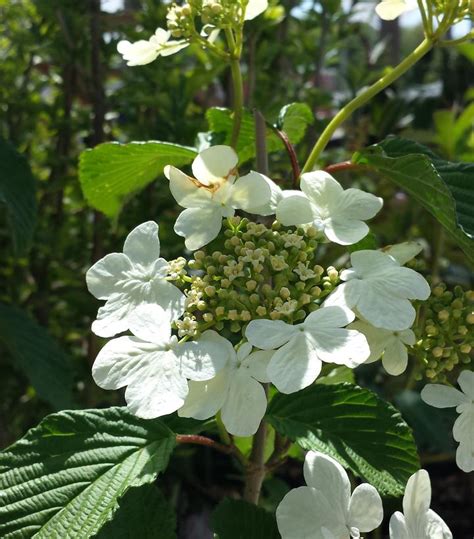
(353, 136, 474, 263)
(0, 303, 74, 410)
(0, 137, 37, 255)
(211, 499, 280, 539)
(95, 484, 176, 539)
(0, 408, 176, 539)
(79, 141, 197, 217)
(277, 103, 313, 143)
(266, 383, 419, 497)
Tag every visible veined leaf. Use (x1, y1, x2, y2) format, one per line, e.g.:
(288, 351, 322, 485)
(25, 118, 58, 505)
(79, 141, 197, 217)
(0, 408, 176, 538)
(266, 383, 419, 497)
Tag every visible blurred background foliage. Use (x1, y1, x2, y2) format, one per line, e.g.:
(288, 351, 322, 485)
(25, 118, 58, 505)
(0, 0, 473, 536)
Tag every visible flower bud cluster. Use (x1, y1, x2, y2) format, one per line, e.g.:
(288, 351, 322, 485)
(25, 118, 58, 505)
(415, 283, 473, 382)
(179, 217, 338, 337)
(166, 3, 196, 39)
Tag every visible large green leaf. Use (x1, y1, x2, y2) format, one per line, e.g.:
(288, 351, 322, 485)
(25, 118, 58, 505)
(266, 383, 419, 497)
(0, 408, 176, 538)
(79, 141, 197, 217)
(0, 303, 74, 410)
(207, 102, 313, 163)
(0, 137, 37, 255)
(96, 484, 176, 539)
(353, 136, 474, 263)
(211, 499, 280, 539)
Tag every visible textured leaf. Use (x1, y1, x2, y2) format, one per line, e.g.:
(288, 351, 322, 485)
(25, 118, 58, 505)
(211, 499, 280, 539)
(0, 303, 74, 410)
(0, 137, 37, 254)
(266, 383, 419, 497)
(79, 141, 197, 217)
(277, 102, 314, 143)
(353, 137, 474, 263)
(0, 408, 176, 539)
(96, 484, 176, 539)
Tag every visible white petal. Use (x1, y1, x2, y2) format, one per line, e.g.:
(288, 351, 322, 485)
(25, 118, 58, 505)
(91, 292, 134, 338)
(382, 338, 408, 376)
(300, 171, 343, 210)
(383, 241, 424, 266)
(377, 266, 431, 301)
(455, 436, 474, 473)
(389, 512, 409, 539)
(150, 279, 186, 322)
(348, 484, 383, 532)
(457, 369, 474, 399)
(123, 221, 161, 267)
(86, 253, 132, 299)
(151, 28, 170, 44)
(351, 250, 399, 278)
(324, 281, 362, 312)
(375, 0, 410, 20)
(324, 219, 371, 245)
(230, 171, 271, 212)
(159, 40, 189, 56)
(276, 192, 314, 226)
(236, 341, 253, 364)
(304, 306, 355, 329)
(244, 0, 268, 20)
(337, 188, 383, 220)
(303, 452, 350, 521)
(174, 206, 224, 250)
(118, 39, 160, 66)
(307, 327, 370, 368)
(178, 366, 231, 420)
(246, 175, 283, 216)
(128, 304, 172, 345)
(240, 350, 274, 383)
(421, 384, 468, 408)
(400, 329, 416, 346)
(348, 321, 390, 363)
(403, 470, 431, 523)
(191, 145, 238, 185)
(268, 334, 322, 394)
(165, 165, 213, 208)
(424, 509, 453, 539)
(245, 319, 298, 350)
(221, 373, 267, 436)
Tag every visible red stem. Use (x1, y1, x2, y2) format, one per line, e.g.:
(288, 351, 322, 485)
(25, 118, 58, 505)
(176, 434, 234, 455)
(275, 128, 301, 187)
(324, 161, 359, 174)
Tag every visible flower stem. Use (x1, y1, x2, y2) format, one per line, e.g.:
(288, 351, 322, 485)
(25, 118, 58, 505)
(243, 419, 267, 504)
(225, 28, 244, 149)
(301, 37, 434, 173)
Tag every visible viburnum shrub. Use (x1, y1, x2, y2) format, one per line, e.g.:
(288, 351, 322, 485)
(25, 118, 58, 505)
(1, 1, 473, 538)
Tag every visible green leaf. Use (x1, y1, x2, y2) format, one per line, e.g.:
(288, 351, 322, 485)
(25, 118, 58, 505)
(277, 103, 314, 143)
(0, 137, 37, 255)
(211, 499, 280, 539)
(96, 485, 176, 539)
(353, 136, 474, 264)
(266, 383, 419, 497)
(79, 141, 197, 217)
(0, 408, 176, 538)
(0, 303, 74, 410)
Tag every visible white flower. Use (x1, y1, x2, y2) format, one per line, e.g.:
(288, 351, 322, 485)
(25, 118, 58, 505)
(421, 370, 474, 473)
(245, 0, 268, 20)
(165, 145, 278, 250)
(349, 320, 416, 376)
(117, 28, 188, 66)
(179, 341, 272, 436)
(86, 221, 185, 338)
(92, 304, 228, 419)
(382, 241, 424, 265)
(389, 470, 452, 539)
(325, 250, 430, 331)
(276, 451, 383, 539)
(276, 171, 383, 245)
(375, 0, 418, 20)
(245, 306, 370, 394)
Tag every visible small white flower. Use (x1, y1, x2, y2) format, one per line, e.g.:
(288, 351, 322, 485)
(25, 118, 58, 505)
(92, 305, 228, 419)
(179, 341, 272, 436)
(244, 0, 268, 20)
(117, 28, 189, 66)
(276, 451, 383, 539)
(349, 320, 416, 376)
(245, 306, 370, 394)
(165, 145, 278, 250)
(421, 370, 474, 473)
(375, 0, 418, 20)
(325, 250, 430, 331)
(276, 171, 383, 245)
(389, 470, 452, 539)
(86, 221, 185, 338)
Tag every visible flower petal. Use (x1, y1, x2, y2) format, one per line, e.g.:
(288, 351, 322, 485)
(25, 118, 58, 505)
(159, 40, 189, 57)
(245, 319, 298, 350)
(221, 372, 267, 436)
(174, 206, 224, 250)
(86, 253, 132, 300)
(304, 305, 355, 329)
(324, 281, 362, 312)
(337, 188, 383, 220)
(383, 241, 424, 266)
(351, 249, 399, 278)
(348, 484, 383, 532)
(123, 221, 161, 267)
(91, 292, 134, 338)
(375, 0, 411, 20)
(300, 171, 343, 210)
(276, 192, 314, 226)
(455, 436, 474, 473)
(128, 304, 172, 345)
(377, 266, 431, 300)
(348, 321, 391, 363)
(191, 145, 238, 185)
(268, 334, 322, 393)
(389, 512, 409, 539)
(421, 384, 468, 408)
(165, 165, 213, 208)
(382, 338, 408, 376)
(230, 171, 272, 213)
(457, 369, 474, 399)
(245, 174, 283, 216)
(403, 470, 431, 523)
(324, 219, 371, 245)
(424, 509, 453, 539)
(307, 327, 370, 367)
(244, 0, 268, 20)
(150, 279, 186, 322)
(240, 350, 273, 383)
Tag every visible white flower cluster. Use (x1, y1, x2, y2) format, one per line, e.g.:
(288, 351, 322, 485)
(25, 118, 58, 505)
(87, 144, 431, 438)
(276, 451, 452, 539)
